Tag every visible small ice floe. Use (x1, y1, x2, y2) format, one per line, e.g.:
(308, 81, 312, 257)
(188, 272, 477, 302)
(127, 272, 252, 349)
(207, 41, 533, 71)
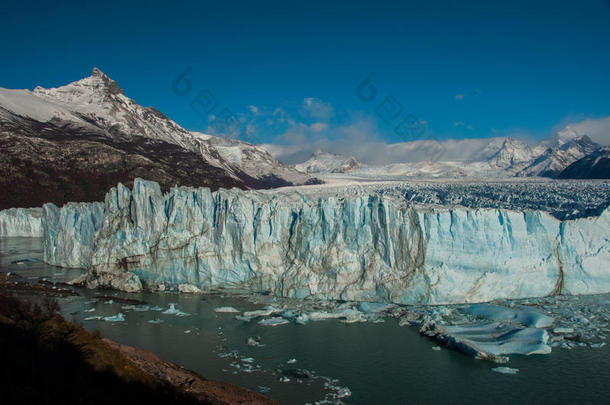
(103, 313, 125, 322)
(148, 318, 164, 324)
(84, 308, 96, 313)
(492, 367, 519, 375)
(235, 315, 252, 322)
(134, 305, 150, 312)
(11, 258, 37, 265)
(258, 317, 289, 326)
(241, 357, 255, 363)
(287, 358, 297, 364)
(257, 386, 271, 394)
(308, 308, 362, 321)
(279, 376, 290, 383)
(84, 316, 102, 321)
(150, 305, 163, 311)
(465, 304, 554, 328)
(283, 368, 312, 379)
(178, 284, 202, 293)
(214, 306, 240, 313)
(295, 313, 310, 325)
(162, 303, 190, 316)
(184, 330, 192, 334)
(590, 342, 606, 348)
(104, 300, 114, 304)
(432, 346, 441, 351)
(247, 337, 263, 346)
(121, 305, 136, 310)
(243, 306, 282, 318)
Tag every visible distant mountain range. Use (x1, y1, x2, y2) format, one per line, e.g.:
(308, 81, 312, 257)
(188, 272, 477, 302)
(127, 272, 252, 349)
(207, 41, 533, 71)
(295, 150, 362, 174)
(0, 68, 316, 210)
(558, 147, 610, 179)
(1, 68, 606, 210)
(288, 133, 606, 179)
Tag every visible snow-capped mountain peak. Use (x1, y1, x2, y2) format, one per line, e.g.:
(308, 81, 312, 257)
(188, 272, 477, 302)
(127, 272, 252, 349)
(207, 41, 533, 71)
(487, 138, 536, 169)
(295, 150, 362, 174)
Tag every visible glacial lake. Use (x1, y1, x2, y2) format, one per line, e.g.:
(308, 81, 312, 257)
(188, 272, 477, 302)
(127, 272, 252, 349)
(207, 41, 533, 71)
(2, 237, 609, 404)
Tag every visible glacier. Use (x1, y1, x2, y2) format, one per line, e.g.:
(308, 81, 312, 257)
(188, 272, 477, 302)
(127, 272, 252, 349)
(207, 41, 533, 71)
(15, 178, 604, 305)
(0, 207, 43, 237)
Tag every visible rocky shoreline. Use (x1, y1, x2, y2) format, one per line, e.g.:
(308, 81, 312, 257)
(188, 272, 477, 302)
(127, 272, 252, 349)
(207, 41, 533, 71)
(0, 287, 280, 405)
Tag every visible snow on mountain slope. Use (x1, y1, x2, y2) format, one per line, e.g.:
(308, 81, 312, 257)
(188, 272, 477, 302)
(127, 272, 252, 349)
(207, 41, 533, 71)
(295, 150, 362, 174)
(192, 132, 314, 186)
(289, 134, 601, 180)
(486, 138, 537, 170)
(517, 135, 600, 177)
(0, 68, 315, 209)
(34, 179, 610, 304)
(30, 68, 311, 185)
(558, 147, 610, 179)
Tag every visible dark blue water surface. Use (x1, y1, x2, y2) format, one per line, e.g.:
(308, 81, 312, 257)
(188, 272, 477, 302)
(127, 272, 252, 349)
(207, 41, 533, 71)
(2, 237, 609, 405)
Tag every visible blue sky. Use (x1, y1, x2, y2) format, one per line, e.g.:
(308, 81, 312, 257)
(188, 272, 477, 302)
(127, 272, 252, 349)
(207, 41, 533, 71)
(1, 0, 610, 156)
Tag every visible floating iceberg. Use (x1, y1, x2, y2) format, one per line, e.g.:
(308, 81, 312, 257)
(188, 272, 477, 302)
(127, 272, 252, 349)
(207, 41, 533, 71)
(465, 304, 554, 328)
(258, 317, 289, 326)
(103, 313, 125, 322)
(214, 306, 240, 313)
(161, 303, 190, 317)
(421, 321, 551, 362)
(491, 367, 519, 375)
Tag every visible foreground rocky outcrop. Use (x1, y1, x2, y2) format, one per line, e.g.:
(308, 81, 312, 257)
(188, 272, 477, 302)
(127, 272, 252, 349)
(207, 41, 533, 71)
(0, 293, 278, 405)
(17, 178, 606, 305)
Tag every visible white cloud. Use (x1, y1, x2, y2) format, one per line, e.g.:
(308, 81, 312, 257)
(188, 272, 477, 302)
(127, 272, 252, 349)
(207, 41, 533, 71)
(309, 122, 328, 132)
(301, 97, 334, 121)
(455, 94, 465, 100)
(555, 116, 610, 145)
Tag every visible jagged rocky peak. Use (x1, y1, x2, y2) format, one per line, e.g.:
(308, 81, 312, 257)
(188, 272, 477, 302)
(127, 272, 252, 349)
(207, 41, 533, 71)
(34, 67, 125, 102)
(488, 138, 535, 169)
(296, 149, 363, 173)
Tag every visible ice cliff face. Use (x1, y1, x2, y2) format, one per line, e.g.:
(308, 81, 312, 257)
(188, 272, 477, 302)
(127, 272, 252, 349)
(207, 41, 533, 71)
(42, 202, 104, 268)
(38, 179, 610, 305)
(0, 208, 43, 237)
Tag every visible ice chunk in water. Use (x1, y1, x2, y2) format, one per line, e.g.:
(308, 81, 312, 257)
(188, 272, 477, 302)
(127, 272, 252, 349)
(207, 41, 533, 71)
(162, 303, 190, 317)
(258, 317, 289, 326)
(103, 313, 125, 322)
(492, 366, 519, 375)
(214, 306, 240, 313)
(465, 304, 554, 328)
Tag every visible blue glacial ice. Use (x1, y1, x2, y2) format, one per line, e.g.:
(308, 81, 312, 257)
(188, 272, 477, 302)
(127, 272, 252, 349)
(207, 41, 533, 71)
(4, 178, 608, 305)
(465, 304, 554, 328)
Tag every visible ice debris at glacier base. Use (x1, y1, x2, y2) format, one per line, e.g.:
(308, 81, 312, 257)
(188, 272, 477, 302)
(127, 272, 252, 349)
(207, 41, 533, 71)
(32, 179, 610, 305)
(222, 290, 609, 363)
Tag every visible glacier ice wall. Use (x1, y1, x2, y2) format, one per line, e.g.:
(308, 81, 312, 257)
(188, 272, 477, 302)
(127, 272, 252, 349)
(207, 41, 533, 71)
(0, 207, 43, 237)
(42, 202, 104, 268)
(40, 179, 610, 304)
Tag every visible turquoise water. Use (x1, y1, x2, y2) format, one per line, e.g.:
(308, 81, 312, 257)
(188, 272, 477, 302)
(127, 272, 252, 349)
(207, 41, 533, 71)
(2, 237, 609, 404)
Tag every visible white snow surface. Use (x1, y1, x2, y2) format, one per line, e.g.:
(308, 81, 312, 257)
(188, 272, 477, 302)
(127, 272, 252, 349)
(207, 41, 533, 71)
(31, 178, 610, 305)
